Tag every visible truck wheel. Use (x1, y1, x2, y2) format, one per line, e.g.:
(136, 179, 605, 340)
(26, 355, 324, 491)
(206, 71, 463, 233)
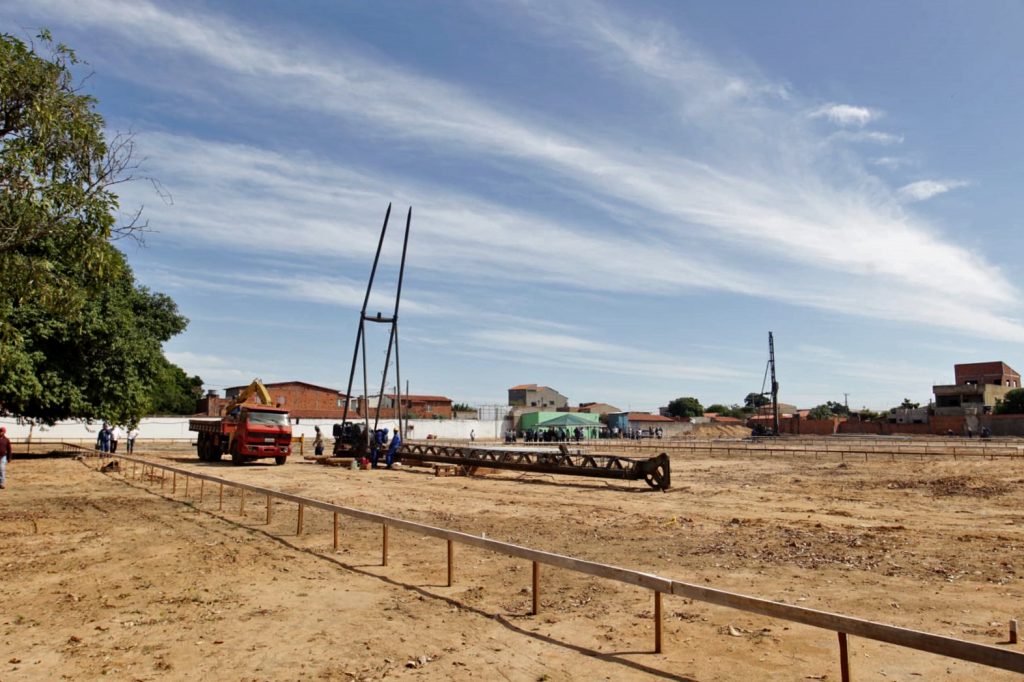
(196, 436, 208, 461)
(231, 452, 244, 466)
(274, 456, 286, 466)
(209, 448, 222, 462)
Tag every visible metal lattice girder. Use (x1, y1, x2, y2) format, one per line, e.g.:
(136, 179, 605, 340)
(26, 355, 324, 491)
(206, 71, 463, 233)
(399, 443, 670, 491)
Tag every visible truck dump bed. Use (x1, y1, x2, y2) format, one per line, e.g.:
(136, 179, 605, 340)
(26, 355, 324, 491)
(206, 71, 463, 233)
(188, 419, 229, 435)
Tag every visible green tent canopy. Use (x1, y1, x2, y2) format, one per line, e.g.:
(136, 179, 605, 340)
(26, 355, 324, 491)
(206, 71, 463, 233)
(535, 413, 601, 428)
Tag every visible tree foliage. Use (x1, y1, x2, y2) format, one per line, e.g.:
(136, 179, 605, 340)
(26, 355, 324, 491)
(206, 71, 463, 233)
(806, 404, 834, 420)
(706, 403, 747, 418)
(898, 398, 921, 410)
(744, 392, 769, 409)
(996, 389, 1024, 415)
(823, 400, 849, 416)
(0, 31, 191, 425)
(147, 356, 204, 415)
(666, 396, 704, 419)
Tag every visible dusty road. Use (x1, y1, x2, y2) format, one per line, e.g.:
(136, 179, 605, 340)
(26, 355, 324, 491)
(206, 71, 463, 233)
(1, 445, 1022, 680)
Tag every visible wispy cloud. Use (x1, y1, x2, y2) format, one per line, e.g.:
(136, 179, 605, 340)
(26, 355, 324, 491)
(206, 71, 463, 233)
(810, 103, 877, 127)
(465, 328, 747, 382)
(164, 351, 250, 388)
(873, 156, 913, 169)
(898, 179, 970, 203)
(9, 0, 1022, 343)
(833, 130, 905, 145)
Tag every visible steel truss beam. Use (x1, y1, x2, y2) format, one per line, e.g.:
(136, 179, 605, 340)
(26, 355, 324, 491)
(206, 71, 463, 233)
(400, 443, 671, 490)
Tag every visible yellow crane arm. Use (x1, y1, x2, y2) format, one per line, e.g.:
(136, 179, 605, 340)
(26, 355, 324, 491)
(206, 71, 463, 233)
(222, 379, 274, 416)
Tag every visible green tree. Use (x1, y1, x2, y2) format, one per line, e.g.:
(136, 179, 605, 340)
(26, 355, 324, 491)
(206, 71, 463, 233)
(147, 357, 204, 415)
(807, 404, 834, 420)
(856, 408, 882, 421)
(0, 32, 187, 425)
(898, 398, 920, 410)
(706, 403, 746, 418)
(666, 396, 704, 419)
(996, 389, 1024, 415)
(744, 392, 769, 409)
(824, 400, 849, 416)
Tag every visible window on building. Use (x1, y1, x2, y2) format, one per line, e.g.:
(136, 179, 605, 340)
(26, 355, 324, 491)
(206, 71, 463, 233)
(531, 401, 537, 407)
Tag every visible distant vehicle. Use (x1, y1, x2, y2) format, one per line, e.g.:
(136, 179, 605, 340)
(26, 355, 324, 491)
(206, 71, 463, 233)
(332, 421, 368, 458)
(188, 380, 292, 465)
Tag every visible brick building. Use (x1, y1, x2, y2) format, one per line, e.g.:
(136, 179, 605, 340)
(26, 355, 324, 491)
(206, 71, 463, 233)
(508, 384, 568, 409)
(934, 361, 1021, 415)
(200, 382, 453, 420)
(357, 394, 454, 419)
(576, 402, 621, 415)
(217, 381, 349, 419)
(953, 361, 1020, 388)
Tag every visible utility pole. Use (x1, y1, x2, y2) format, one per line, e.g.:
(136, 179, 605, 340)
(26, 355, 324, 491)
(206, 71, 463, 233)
(769, 331, 779, 437)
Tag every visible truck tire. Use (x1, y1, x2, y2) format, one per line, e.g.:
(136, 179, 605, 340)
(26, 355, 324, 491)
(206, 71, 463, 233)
(274, 456, 286, 466)
(197, 435, 209, 461)
(231, 451, 244, 465)
(208, 447, 222, 462)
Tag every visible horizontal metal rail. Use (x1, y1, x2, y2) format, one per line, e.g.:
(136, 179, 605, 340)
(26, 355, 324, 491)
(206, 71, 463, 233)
(83, 451, 1024, 678)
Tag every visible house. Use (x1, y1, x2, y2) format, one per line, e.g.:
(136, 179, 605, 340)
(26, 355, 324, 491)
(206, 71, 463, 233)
(204, 381, 349, 419)
(933, 361, 1021, 416)
(507, 384, 568, 410)
(577, 402, 621, 415)
(357, 393, 454, 419)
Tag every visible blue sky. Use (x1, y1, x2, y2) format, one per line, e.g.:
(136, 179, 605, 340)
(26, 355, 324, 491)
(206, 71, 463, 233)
(6, 1, 1024, 411)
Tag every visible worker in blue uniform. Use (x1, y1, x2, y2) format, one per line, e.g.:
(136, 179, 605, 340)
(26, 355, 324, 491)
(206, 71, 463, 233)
(385, 429, 402, 469)
(370, 428, 389, 468)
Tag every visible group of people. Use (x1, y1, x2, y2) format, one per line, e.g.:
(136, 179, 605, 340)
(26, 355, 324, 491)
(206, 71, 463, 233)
(370, 427, 402, 469)
(95, 423, 139, 454)
(512, 427, 589, 443)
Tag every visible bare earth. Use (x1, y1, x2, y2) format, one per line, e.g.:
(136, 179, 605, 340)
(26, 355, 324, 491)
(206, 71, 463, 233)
(2, 444, 1023, 681)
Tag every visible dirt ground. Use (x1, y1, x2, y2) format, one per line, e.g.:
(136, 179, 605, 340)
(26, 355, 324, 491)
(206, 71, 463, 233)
(2, 444, 1023, 681)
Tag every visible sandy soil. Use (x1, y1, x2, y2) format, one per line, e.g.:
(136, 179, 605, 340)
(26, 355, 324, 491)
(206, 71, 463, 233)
(2, 444, 1023, 681)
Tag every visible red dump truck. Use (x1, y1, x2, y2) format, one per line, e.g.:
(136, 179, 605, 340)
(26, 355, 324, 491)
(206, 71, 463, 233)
(188, 380, 293, 465)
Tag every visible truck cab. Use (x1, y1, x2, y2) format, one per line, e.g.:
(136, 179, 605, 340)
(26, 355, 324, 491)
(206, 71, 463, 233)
(230, 406, 292, 464)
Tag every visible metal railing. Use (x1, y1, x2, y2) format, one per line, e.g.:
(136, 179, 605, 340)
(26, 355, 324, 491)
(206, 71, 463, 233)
(79, 451, 1024, 679)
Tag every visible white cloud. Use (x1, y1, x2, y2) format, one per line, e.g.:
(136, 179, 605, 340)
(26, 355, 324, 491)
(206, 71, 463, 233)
(10, 0, 1022, 342)
(873, 156, 912, 169)
(834, 130, 904, 145)
(811, 103, 877, 127)
(465, 328, 747, 382)
(898, 179, 970, 203)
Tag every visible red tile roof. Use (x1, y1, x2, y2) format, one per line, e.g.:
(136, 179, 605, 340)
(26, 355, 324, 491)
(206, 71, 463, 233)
(627, 412, 676, 422)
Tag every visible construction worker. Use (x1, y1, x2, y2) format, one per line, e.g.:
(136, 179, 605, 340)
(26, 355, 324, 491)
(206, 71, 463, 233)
(313, 426, 324, 456)
(370, 428, 388, 468)
(0, 426, 12, 489)
(385, 429, 402, 469)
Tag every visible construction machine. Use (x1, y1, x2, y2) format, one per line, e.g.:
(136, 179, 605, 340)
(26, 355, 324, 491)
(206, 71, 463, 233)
(188, 380, 293, 465)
